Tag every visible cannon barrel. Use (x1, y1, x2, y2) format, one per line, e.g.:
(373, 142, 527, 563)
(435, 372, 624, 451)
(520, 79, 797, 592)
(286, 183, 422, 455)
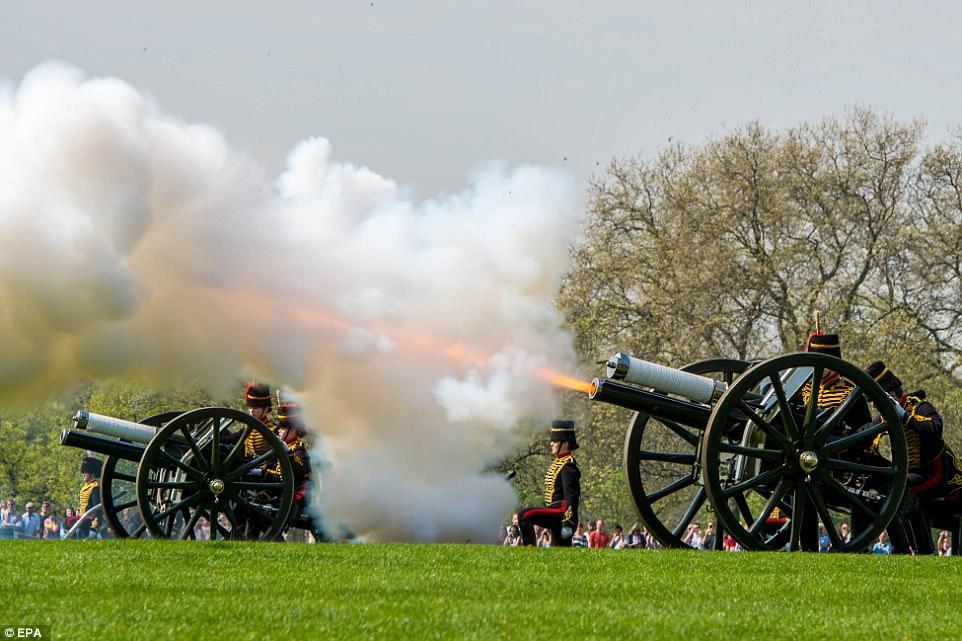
(606, 352, 726, 403)
(60, 429, 145, 462)
(72, 410, 185, 445)
(588, 378, 711, 428)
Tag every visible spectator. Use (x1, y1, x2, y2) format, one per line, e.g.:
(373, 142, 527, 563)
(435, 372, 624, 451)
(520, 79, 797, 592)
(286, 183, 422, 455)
(43, 509, 62, 540)
(588, 519, 610, 548)
(538, 528, 553, 548)
(723, 533, 737, 551)
(609, 524, 626, 549)
(503, 524, 522, 546)
(702, 522, 716, 550)
(626, 524, 645, 548)
(1, 499, 21, 535)
(571, 522, 588, 548)
(684, 523, 704, 549)
(63, 507, 79, 537)
(818, 524, 830, 552)
(21, 502, 42, 538)
(937, 530, 952, 556)
(872, 532, 893, 555)
(840, 522, 852, 544)
(194, 516, 211, 541)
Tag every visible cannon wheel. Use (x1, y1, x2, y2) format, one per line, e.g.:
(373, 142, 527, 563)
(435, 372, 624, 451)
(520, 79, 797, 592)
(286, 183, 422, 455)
(701, 352, 907, 552)
(101, 411, 183, 538)
(623, 358, 750, 548)
(136, 407, 295, 541)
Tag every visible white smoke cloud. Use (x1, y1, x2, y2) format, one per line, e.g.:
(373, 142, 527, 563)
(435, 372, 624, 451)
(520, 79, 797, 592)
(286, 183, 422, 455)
(0, 62, 583, 541)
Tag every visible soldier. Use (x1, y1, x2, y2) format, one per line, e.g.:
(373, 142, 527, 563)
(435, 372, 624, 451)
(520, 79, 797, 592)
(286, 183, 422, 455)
(516, 420, 581, 547)
(271, 402, 311, 487)
(865, 362, 962, 501)
(77, 457, 102, 539)
(801, 332, 871, 427)
(244, 381, 277, 457)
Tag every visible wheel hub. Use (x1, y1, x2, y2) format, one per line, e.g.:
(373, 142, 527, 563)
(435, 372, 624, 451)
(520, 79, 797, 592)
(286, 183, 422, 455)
(209, 478, 225, 495)
(798, 450, 819, 473)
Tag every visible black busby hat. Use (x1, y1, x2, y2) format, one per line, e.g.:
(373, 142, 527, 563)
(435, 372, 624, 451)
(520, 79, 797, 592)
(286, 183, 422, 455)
(277, 402, 302, 430)
(549, 419, 579, 450)
(807, 333, 842, 358)
(245, 382, 272, 409)
(865, 361, 903, 393)
(81, 456, 102, 476)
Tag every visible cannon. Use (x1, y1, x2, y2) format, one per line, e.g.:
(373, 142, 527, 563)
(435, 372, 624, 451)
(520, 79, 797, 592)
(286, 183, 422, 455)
(588, 351, 914, 552)
(61, 407, 309, 541)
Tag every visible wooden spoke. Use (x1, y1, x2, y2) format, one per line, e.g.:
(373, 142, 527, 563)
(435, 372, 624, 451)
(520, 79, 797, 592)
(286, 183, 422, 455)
(719, 442, 784, 462)
(672, 487, 707, 538)
(646, 476, 695, 504)
(769, 374, 800, 441)
(788, 485, 807, 552)
(821, 422, 889, 456)
(813, 386, 865, 444)
(802, 367, 824, 439)
(821, 458, 897, 477)
(224, 450, 276, 481)
(722, 465, 788, 499)
(808, 483, 843, 551)
(748, 477, 793, 537)
(637, 450, 697, 465)
(738, 400, 792, 452)
(179, 425, 211, 475)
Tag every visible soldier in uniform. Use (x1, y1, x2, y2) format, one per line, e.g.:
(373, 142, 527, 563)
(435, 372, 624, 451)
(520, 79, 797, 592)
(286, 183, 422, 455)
(865, 362, 962, 501)
(801, 332, 871, 427)
(77, 457, 102, 539)
(516, 420, 581, 547)
(244, 381, 277, 457)
(796, 332, 869, 549)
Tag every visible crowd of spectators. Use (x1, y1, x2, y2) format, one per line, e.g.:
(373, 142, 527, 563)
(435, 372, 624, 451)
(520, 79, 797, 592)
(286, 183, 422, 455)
(501, 517, 958, 554)
(1, 498, 88, 539)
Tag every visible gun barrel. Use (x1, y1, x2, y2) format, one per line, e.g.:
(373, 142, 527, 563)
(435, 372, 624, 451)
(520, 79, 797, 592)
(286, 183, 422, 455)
(72, 410, 178, 445)
(606, 353, 724, 403)
(588, 378, 711, 428)
(60, 429, 145, 462)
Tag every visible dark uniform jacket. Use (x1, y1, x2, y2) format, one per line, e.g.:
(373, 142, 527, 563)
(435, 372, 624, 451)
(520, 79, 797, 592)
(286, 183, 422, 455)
(78, 480, 101, 533)
(801, 375, 872, 429)
(902, 394, 962, 498)
(543, 453, 580, 529)
(244, 415, 277, 458)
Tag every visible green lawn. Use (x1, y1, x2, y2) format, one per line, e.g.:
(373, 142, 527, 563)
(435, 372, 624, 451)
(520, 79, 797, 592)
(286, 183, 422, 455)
(1, 541, 959, 641)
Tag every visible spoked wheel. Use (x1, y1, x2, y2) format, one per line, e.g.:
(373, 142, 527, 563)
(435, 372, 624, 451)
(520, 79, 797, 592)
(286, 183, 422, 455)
(702, 353, 907, 552)
(624, 358, 750, 548)
(136, 407, 294, 541)
(102, 411, 183, 538)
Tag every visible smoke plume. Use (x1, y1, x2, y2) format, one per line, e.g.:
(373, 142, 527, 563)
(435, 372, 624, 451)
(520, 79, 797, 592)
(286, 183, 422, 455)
(0, 63, 582, 540)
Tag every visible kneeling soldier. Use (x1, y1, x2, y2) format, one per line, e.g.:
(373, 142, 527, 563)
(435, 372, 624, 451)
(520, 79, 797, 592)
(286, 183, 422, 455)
(516, 420, 581, 547)
(866, 362, 962, 500)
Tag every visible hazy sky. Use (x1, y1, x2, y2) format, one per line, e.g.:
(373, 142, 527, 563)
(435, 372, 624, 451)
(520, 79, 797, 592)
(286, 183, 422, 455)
(3, 2, 961, 199)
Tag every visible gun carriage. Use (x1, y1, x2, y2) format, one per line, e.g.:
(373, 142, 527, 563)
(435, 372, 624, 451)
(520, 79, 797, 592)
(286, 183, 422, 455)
(589, 351, 917, 552)
(61, 407, 311, 540)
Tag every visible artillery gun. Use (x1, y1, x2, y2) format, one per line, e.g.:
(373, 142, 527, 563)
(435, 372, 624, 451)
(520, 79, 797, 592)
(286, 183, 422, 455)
(588, 351, 911, 552)
(61, 407, 307, 540)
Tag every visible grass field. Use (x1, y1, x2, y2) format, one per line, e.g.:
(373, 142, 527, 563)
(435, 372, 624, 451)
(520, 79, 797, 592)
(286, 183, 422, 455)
(2, 541, 959, 641)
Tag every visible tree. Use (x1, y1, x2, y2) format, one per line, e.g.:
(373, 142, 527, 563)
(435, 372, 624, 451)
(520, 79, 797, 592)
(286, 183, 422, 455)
(534, 109, 962, 526)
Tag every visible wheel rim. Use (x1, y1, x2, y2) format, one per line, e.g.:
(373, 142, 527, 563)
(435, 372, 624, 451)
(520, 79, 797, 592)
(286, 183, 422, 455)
(624, 358, 750, 548)
(701, 352, 907, 552)
(136, 407, 295, 541)
(101, 411, 183, 539)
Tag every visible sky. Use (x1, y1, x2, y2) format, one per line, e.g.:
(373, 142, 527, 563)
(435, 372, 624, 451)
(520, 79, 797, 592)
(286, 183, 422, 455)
(3, 1, 961, 200)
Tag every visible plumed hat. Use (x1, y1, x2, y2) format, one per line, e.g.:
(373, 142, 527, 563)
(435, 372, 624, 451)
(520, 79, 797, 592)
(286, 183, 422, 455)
(865, 361, 903, 393)
(807, 333, 842, 358)
(245, 382, 272, 409)
(81, 456, 102, 476)
(277, 402, 303, 430)
(549, 419, 579, 450)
